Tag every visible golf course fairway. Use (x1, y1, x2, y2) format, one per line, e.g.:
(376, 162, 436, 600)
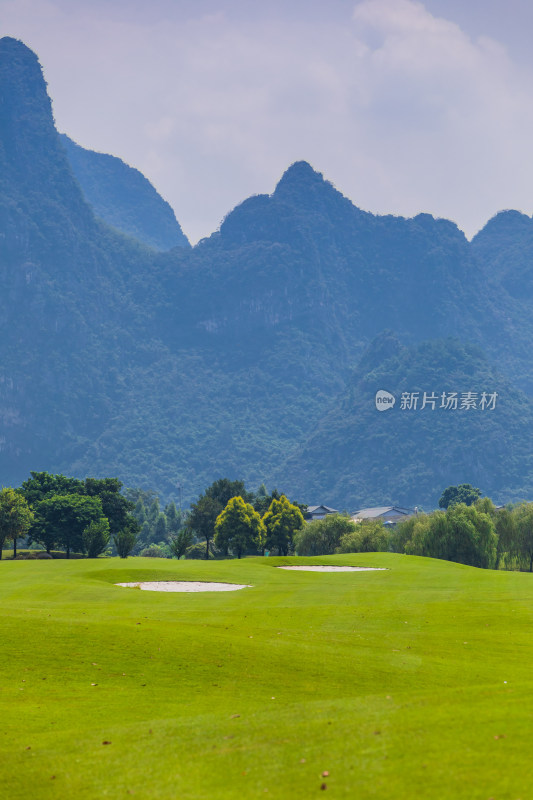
(1, 552, 532, 799)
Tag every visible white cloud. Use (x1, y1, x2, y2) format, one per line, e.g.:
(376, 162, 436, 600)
(2, 0, 533, 242)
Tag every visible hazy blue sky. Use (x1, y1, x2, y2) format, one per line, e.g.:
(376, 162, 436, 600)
(2, 0, 533, 243)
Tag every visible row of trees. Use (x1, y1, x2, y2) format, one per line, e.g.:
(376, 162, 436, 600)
(294, 514, 387, 556)
(213, 493, 305, 558)
(292, 491, 533, 573)
(0, 473, 307, 561)
(396, 498, 533, 571)
(123, 488, 183, 556)
(0, 472, 139, 559)
(184, 479, 306, 559)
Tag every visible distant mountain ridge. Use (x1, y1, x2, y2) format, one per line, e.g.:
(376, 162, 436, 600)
(60, 134, 189, 251)
(2, 35, 533, 509)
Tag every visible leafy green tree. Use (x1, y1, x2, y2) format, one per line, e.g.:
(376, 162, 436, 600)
(19, 471, 85, 507)
(84, 477, 134, 535)
(82, 518, 110, 558)
(113, 518, 139, 558)
(256, 482, 268, 500)
(154, 512, 167, 541)
(474, 497, 496, 517)
(439, 484, 482, 509)
(165, 501, 182, 534)
(494, 507, 515, 569)
(402, 504, 496, 568)
(148, 498, 161, 525)
(513, 504, 533, 571)
(134, 499, 147, 526)
(186, 494, 223, 559)
(185, 541, 216, 560)
(32, 494, 104, 557)
(262, 495, 304, 556)
(254, 487, 307, 517)
(21, 473, 137, 556)
(206, 478, 254, 507)
(138, 521, 151, 551)
(400, 513, 432, 557)
(294, 514, 356, 556)
(169, 529, 194, 559)
(391, 514, 422, 553)
(214, 496, 265, 558)
(254, 488, 282, 516)
(336, 519, 389, 553)
(445, 504, 496, 568)
(0, 488, 34, 559)
(124, 488, 158, 507)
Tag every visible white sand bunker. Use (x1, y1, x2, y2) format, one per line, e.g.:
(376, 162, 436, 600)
(116, 581, 252, 592)
(277, 566, 387, 572)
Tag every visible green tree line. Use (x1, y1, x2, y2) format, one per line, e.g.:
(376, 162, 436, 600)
(293, 487, 533, 573)
(0, 473, 307, 561)
(0, 472, 140, 559)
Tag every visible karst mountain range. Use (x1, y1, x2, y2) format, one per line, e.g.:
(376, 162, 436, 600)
(2, 36, 533, 508)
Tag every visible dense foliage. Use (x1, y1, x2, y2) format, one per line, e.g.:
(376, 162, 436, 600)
(9, 471, 139, 558)
(262, 495, 304, 556)
(214, 496, 265, 558)
(439, 484, 482, 509)
(279, 336, 533, 508)
(290, 498, 533, 573)
(0, 488, 33, 559)
(294, 514, 357, 556)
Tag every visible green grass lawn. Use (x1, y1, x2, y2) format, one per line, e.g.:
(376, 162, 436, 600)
(1, 552, 532, 799)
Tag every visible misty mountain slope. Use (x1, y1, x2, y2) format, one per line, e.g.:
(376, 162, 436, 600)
(60, 134, 190, 251)
(276, 334, 533, 509)
(0, 37, 162, 483)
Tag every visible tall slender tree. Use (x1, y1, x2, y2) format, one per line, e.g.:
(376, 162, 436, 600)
(0, 488, 34, 559)
(263, 495, 304, 556)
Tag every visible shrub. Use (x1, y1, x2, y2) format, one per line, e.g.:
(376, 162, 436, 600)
(113, 524, 137, 559)
(35, 551, 53, 559)
(336, 520, 389, 553)
(140, 544, 168, 558)
(169, 529, 194, 559)
(82, 519, 110, 558)
(400, 505, 496, 568)
(185, 541, 223, 559)
(294, 514, 357, 556)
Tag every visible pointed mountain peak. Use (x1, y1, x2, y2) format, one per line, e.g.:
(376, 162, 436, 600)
(473, 209, 533, 243)
(273, 160, 364, 224)
(0, 37, 52, 122)
(0, 37, 59, 182)
(273, 161, 329, 199)
(0, 38, 91, 224)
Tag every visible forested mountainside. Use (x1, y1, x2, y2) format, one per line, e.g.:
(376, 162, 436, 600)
(276, 335, 533, 509)
(471, 210, 533, 300)
(60, 134, 189, 251)
(2, 35, 533, 508)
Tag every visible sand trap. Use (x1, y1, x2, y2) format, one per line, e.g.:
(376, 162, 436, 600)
(116, 581, 252, 592)
(277, 566, 387, 572)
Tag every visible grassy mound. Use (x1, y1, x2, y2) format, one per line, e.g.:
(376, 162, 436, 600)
(1, 553, 532, 798)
